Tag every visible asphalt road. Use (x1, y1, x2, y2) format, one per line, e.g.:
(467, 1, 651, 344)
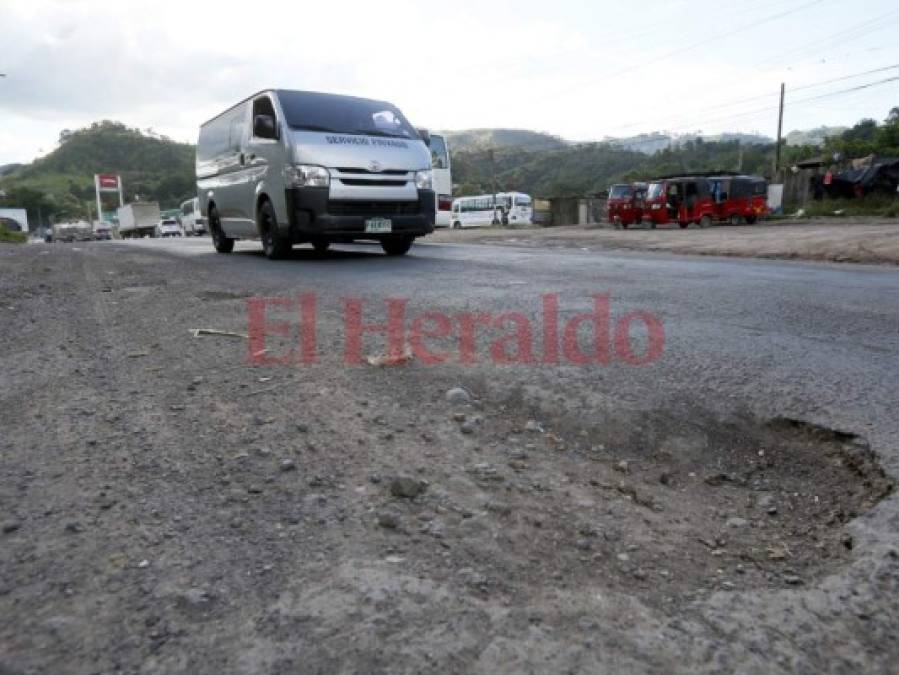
(114, 236, 899, 461)
(3, 237, 899, 673)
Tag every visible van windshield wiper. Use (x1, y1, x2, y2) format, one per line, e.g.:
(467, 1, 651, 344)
(291, 124, 341, 133)
(351, 129, 411, 140)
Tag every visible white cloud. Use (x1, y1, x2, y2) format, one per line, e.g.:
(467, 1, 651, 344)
(1, 0, 898, 164)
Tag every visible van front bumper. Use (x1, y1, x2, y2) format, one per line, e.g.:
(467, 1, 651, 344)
(286, 187, 435, 242)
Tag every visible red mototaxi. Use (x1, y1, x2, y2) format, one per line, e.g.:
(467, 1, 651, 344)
(643, 177, 717, 228)
(709, 175, 769, 224)
(607, 182, 647, 228)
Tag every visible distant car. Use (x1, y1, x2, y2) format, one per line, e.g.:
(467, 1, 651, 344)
(179, 197, 207, 236)
(94, 224, 112, 241)
(156, 218, 183, 237)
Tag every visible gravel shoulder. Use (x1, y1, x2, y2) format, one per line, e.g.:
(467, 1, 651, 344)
(2, 242, 898, 674)
(428, 218, 899, 264)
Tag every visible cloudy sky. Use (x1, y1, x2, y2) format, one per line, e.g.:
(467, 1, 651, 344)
(1, 0, 898, 165)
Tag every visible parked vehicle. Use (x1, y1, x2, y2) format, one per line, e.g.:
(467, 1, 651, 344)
(709, 174, 768, 224)
(607, 182, 647, 228)
(643, 176, 717, 228)
(496, 192, 533, 225)
(179, 197, 207, 235)
(196, 89, 435, 259)
(156, 218, 183, 237)
(93, 222, 112, 240)
(51, 221, 93, 242)
(429, 133, 453, 228)
(450, 195, 502, 228)
(118, 202, 160, 238)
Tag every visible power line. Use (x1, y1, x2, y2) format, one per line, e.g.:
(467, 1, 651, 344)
(754, 8, 899, 67)
(578, 74, 899, 149)
(551, 0, 827, 97)
(604, 62, 899, 135)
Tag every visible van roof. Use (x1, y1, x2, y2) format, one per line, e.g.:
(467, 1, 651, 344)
(199, 88, 395, 128)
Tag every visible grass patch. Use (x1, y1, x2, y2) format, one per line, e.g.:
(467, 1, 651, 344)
(801, 195, 899, 218)
(0, 225, 27, 244)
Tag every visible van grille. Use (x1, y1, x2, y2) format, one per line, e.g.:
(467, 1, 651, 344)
(328, 200, 421, 216)
(338, 179, 407, 187)
(336, 167, 408, 176)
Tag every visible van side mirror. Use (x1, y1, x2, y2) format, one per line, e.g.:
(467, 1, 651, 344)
(254, 114, 277, 139)
(417, 128, 431, 147)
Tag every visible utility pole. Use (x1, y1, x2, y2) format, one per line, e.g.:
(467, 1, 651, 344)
(489, 148, 499, 225)
(774, 82, 785, 178)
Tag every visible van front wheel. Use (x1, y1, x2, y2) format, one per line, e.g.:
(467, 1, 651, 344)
(259, 200, 291, 260)
(209, 206, 234, 253)
(381, 236, 413, 256)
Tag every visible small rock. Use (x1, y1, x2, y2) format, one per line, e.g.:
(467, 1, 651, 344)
(369, 473, 382, 484)
(64, 522, 83, 534)
(460, 420, 477, 435)
(296, 423, 309, 433)
(575, 538, 592, 551)
(2, 521, 21, 534)
(377, 512, 400, 529)
(615, 460, 630, 473)
(659, 471, 672, 486)
(389, 476, 427, 499)
(524, 420, 543, 433)
(452, 412, 467, 423)
(784, 575, 803, 586)
(616, 552, 630, 562)
(279, 459, 297, 472)
(756, 494, 774, 508)
(705, 473, 734, 487)
(632, 568, 648, 580)
(767, 506, 779, 516)
(137, 560, 150, 569)
(726, 517, 750, 529)
(445, 388, 472, 405)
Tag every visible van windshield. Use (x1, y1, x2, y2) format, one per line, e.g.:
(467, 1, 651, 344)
(609, 184, 633, 199)
(647, 183, 664, 199)
(277, 90, 418, 140)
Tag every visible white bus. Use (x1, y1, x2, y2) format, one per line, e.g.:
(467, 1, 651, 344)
(450, 192, 533, 228)
(450, 194, 501, 228)
(429, 133, 452, 227)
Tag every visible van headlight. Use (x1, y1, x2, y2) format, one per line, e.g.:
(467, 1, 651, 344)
(284, 164, 330, 188)
(415, 169, 433, 190)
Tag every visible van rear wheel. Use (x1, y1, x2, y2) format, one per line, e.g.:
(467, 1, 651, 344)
(729, 214, 742, 226)
(381, 236, 413, 256)
(259, 200, 291, 260)
(209, 206, 234, 253)
(312, 239, 330, 254)
(699, 215, 712, 228)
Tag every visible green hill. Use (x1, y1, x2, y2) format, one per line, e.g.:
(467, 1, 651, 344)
(0, 121, 195, 226)
(452, 139, 777, 198)
(442, 129, 568, 152)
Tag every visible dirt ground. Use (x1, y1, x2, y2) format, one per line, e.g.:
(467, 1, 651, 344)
(1, 242, 897, 673)
(429, 218, 899, 264)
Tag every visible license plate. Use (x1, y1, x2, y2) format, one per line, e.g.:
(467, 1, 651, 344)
(364, 218, 392, 234)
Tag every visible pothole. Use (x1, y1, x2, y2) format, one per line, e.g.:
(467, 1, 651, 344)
(353, 374, 896, 612)
(453, 399, 895, 608)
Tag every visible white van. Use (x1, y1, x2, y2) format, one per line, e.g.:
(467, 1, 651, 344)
(179, 197, 206, 236)
(196, 89, 436, 259)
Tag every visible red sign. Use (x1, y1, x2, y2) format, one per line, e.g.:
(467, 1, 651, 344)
(97, 174, 119, 189)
